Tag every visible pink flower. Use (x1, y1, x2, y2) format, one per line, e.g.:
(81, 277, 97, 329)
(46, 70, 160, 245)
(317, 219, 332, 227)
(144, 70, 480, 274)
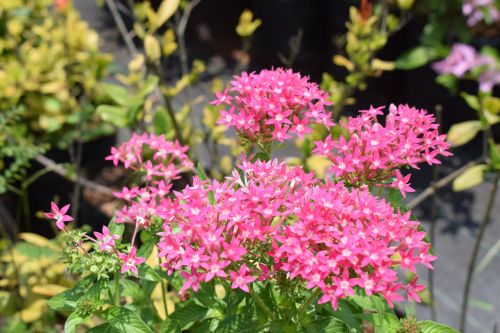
(44, 202, 73, 230)
(392, 170, 415, 198)
(229, 264, 257, 292)
(212, 68, 333, 143)
(94, 226, 120, 252)
(479, 69, 500, 92)
(119, 247, 145, 275)
(432, 44, 481, 78)
(463, 0, 500, 26)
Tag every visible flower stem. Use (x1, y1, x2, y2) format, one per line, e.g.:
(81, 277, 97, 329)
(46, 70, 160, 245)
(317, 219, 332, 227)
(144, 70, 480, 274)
(159, 257, 169, 317)
(249, 286, 275, 320)
(114, 270, 121, 305)
(459, 171, 499, 333)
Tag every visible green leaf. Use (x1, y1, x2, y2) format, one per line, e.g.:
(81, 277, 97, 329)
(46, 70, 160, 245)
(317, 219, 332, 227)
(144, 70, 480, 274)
(65, 312, 90, 333)
(225, 288, 245, 314)
(153, 107, 172, 135)
(96, 105, 129, 128)
(168, 303, 208, 330)
(158, 318, 181, 333)
(216, 314, 257, 333)
(395, 47, 442, 70)
(196, 163, 215, 205)
(137, 237, 157, 259)
(419, 320, 459, 333)
(303, 317, 347, 333)
(489, 140, 500, 170)
(264, 320, 296, 333)
(121, 280, 145, 302)
(87, 323, 121, 333)
(141, 75, 160, 97)
(452, 164, 488, 192)
(103, 306, 153, 333)
(446, 120, 482, 147)
(436, 74, 457, 92)
(461, 92, 481, 111)
(138, 264, 164, 282)
(101, 83, 131, 106)
(48, 276, 96, 312)
(108, 220, 125, 237)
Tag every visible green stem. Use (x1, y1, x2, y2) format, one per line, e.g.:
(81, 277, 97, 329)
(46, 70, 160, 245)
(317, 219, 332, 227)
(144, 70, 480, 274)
(249, 286, 275, 320)
(459, 171, 499, 333)
(159, 257, 169, 317)
(114, 270, 121, 305)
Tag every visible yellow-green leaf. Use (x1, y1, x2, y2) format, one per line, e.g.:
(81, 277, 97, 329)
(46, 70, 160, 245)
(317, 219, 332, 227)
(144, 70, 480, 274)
(333, 55, 354, 71)
(236, 10, 262, 37)
(162, 29, 178, 56)
(18, 233, 60, 251)
(144, 34, 161, 62)
(447, 120, 482, 146)
(453, 164, 487, 192)
(371, 58, 395, 71)
(32, 284, 68, 297)
(155, 0, 180, 28)
(306, 156, 332, 179)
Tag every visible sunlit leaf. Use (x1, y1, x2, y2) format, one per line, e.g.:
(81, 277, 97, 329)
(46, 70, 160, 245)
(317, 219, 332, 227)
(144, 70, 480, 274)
(452, 164, 487, 192)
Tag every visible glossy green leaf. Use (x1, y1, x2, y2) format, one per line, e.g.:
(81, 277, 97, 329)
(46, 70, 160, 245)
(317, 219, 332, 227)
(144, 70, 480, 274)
(153, 107, 172, 135)
(96, 105, 129, 128)
(101, 83, 131, 106)
(64, 312, 90, 333)
(168, 303, 208, 330)
(395, 47, 442, 70)
(48, 276, 96, 311)
(103, 306, 153, 333)
(419, 320, 459, 333)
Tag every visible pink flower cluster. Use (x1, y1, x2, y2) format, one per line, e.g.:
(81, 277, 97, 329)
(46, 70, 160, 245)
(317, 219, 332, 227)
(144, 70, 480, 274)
(45, 134, 194, 275)
(157, 159, 317, 294)
(463, 0, 500, 26)
(432, 43, 500, 92)
(313, 104, 451, 197)
(158, 159, 435, 309)
(270, 181, 435, 308)
(107, 134, 193, 272)
(106, 133, 192, 227)
(212, 68, 334, 143)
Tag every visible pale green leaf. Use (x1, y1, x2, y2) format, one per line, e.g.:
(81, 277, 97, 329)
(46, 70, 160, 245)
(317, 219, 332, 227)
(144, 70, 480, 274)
(452, 164, 487, 192)
(447, 121, 482, 147)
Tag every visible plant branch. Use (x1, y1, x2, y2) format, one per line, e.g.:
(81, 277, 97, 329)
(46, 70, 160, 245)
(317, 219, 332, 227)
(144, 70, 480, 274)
(105, 0, 138, 56)
(460, 171, 499, 333)
(34, 155, 114, 197)
(407, 160, 481, 209)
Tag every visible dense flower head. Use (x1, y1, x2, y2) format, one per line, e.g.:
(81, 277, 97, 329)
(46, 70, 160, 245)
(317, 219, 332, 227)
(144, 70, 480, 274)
(157, 159, 317, 294)
(313, 104, 451, 197)
(432, 43, 500, 92)
(157, 159, 434, 309)
(212, 68, 334, 143)
(462, 0, 500, 26)
(270, 181, 435, 308)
